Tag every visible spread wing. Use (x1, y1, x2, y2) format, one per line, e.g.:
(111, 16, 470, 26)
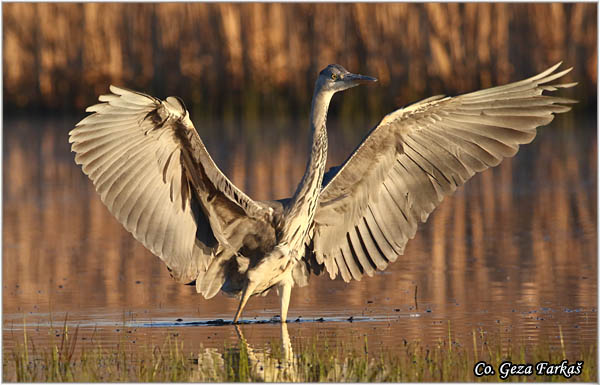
(308, 62, 577, 282)
(69, 86, 275, 294)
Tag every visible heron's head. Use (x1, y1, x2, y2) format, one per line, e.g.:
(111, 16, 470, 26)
(317, 64, 377, 93)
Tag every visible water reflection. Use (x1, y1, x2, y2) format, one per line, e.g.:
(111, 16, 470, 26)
(231, 323, 297, 382)
(2, 114, 597, 358)
(189, 324, 297, 382)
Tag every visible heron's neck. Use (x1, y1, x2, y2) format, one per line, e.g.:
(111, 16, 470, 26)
(283, 88, 332, 243)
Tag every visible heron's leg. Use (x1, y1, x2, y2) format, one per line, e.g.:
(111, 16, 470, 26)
(279, 280, 292, 323)
(233, 282, 256, 324)
(280, 323, 292, 360)
(280, 322, 297, 380)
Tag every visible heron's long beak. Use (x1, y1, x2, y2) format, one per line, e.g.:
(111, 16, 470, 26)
(345, 73, 378, 84)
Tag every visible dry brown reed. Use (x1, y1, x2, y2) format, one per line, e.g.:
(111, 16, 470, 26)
(3, 3, 597, 113)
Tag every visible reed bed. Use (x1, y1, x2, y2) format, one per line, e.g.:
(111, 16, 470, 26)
(3, 3, 596, 113)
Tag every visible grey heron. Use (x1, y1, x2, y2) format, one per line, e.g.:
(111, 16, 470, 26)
(69, 63, 575, 323)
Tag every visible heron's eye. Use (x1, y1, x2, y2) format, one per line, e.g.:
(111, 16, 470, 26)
(331, 73, 337, 81)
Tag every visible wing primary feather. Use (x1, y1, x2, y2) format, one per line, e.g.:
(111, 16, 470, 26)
(96, 141, 157, 205)
(333, 250, 352, 282)
(403, 134, 461, 192)
(357, 220, 389, 270)
(110, 162, 154, 219)
(402, 150, 444, 203)
(396, 157, 437, 220)
(81, 135, 153, 180)
(102, 151, 158, 210)
(430, 125, 498, 169)
(120, 166, 158, 228)
(366, 205, 401, 255)
(348, 227, 376, 276)
(340, 239, 363, 281)
(382, 180, 410, 223)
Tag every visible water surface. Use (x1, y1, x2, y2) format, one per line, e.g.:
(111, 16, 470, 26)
(2, 114, 596, 362)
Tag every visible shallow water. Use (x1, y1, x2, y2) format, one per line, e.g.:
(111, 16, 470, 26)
(2, 113, 597, 362)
